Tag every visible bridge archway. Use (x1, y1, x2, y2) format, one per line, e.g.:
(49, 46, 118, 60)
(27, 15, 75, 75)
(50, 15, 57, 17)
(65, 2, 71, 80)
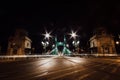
(51, 36, 71, 55)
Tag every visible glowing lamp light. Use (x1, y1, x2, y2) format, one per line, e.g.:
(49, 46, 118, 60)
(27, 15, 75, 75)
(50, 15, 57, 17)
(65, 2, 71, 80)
(45, 33, 50, 38)
(43, 31, 52, 40)
(46, 41, 49, 45)
(66, 44, 69, 47)
(52, 44, 55, 48)
(41, 41, 44, 45)
(77, 41, 80, 44)
(69, 31, 77, 39)
(72, 33, 76, 37)
(72, 41, 75, 44)
(116, 41, 119, 45)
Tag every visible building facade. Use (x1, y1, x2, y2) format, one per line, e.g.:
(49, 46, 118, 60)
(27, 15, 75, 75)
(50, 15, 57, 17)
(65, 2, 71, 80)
(89, 28, 116, 54)
(7, 29, 32, 55)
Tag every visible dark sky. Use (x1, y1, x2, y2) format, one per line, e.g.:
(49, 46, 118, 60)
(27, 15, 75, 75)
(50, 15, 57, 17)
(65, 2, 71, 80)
(0, 1, 120, 53)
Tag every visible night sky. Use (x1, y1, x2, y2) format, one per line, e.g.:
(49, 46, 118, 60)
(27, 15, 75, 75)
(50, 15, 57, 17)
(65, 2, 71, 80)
(0, 1, 120, 53)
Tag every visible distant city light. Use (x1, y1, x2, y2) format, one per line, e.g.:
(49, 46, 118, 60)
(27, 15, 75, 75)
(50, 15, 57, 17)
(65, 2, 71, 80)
(13, 43, 16, 45)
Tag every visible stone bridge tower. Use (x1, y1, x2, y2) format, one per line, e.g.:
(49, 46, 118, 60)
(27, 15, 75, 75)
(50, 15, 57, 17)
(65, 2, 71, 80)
(89, 27, 116, 55)
(7, 29, 32, 55)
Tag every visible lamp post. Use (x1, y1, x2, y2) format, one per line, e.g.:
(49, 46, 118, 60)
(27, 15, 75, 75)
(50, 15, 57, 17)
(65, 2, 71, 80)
(69, 30, 80, 53)
(72, 40, 80, 48)
(116, 34, 120, 54)
(41, 41, 49, 54)
(72, 40, 80, 53)
(42, 30, 52, 54)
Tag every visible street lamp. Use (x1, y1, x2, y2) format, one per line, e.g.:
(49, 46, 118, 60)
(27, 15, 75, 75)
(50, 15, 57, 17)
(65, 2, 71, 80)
(69, 30, 77, 39)
(72, 40, 80, 54)
(116, 41, 119, 45)
(43, 31, 52, 40)
(41, 41, 49, 54)
(52, 44, 55, 48)
(66, 44, 69, 48)
(72, 40, 80, 48)
(77, 41, 80, 44)
(69, 30, 80, 53)
(42, 30, 52, 54)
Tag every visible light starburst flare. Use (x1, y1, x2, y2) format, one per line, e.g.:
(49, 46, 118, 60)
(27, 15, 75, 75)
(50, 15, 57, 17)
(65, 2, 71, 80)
(69, 31, 78, 39)
(42, 31, 52, 40)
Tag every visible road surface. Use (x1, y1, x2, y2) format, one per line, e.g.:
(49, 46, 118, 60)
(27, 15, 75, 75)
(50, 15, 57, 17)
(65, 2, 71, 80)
(0, 56, 120, 80)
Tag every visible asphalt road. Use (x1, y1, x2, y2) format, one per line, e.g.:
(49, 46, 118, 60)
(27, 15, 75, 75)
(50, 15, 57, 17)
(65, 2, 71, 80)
(0, 56, 120, 80)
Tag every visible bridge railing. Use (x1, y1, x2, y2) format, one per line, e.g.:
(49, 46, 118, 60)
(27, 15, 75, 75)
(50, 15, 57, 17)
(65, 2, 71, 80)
(65, 53, 119, 57)
(0, 54, 119, 61)
(0, 55, 58, 61)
